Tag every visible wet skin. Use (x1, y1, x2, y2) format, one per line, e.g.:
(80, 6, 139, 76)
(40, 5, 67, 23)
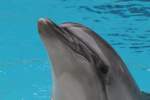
(38, 18, 150, 100)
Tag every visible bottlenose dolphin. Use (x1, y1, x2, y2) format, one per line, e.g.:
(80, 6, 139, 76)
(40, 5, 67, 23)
(38, 18, 150, 100)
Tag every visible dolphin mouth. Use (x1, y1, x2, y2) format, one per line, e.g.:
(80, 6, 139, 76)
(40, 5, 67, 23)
(38, 18, 107, 67)
(38, 18, 88, 58)
(38, 18, 101, 66)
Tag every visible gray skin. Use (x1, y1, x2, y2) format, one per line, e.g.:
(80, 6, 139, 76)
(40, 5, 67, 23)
(38, 18, 150, 100)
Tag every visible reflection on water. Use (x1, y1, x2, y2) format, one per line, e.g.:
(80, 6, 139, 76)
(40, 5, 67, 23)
(0, 0, 150, 99)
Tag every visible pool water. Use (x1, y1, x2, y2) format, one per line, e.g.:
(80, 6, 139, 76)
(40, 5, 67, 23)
(0, 0, 150, 99)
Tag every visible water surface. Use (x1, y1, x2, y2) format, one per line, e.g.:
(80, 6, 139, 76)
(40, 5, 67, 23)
(0, 0, 150, 99)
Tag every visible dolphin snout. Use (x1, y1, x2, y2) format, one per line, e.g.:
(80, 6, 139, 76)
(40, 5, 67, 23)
(38, 18, 49, 35)
(38, 18, 57, 35)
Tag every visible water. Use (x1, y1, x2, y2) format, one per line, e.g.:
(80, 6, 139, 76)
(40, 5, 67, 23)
(0, 0, 149, 99)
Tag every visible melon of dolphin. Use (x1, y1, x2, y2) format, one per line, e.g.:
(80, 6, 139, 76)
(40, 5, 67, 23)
(38, 18, 150, 100)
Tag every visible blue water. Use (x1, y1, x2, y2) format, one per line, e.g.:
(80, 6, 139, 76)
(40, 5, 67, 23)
(0, 0, 150, 99)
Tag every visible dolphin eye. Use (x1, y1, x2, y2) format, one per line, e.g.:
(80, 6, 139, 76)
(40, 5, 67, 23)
(96, 60, 109, 75)
(100, 65, 108, 74)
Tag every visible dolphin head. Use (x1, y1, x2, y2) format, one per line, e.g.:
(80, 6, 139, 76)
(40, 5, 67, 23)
(38, 18, 141, 100)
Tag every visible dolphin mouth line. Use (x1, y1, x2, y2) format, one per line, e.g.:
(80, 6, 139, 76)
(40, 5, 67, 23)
(38, 18, 109, 82)
(38, 18, 94, 62)
(61, 28, 103, 68)
(61, 27, 109, 77)
(62, 27, 110, 88)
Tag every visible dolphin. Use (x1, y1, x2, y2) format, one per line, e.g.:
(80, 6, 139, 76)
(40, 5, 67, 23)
(38, 18, 150, 100)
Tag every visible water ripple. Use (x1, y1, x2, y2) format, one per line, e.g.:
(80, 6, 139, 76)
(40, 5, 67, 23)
(78, 3, 150, 18)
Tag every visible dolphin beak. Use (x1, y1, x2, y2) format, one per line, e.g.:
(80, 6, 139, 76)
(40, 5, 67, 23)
(38, 18, 55, 35)
(38, 18, 73, 44)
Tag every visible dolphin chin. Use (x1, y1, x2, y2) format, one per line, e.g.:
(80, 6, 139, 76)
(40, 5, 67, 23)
(38, 18, 150, 100)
